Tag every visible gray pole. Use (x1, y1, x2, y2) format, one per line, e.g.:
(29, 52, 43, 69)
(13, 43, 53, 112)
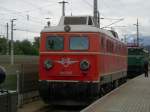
(137, 19, 139, 46)
(10, 19, 16, 65)
(6, 23, 9, 55)
(98, 12, 100, 28)
(134, 19, 139, 46)
(93, 0, 98, 27)
(124, 35, 127, 43)
(59, 1, 68, 16)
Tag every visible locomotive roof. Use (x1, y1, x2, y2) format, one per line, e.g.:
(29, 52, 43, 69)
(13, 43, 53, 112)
(41, 16, 121, 41)
(128, 47, 149, 53)
(127, 46, 143, 49)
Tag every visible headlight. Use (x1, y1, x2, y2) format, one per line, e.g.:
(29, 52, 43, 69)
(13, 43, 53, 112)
(80, 60, 90, 71)
(44, 59, 53, 70)
(64, 25, 71, 32)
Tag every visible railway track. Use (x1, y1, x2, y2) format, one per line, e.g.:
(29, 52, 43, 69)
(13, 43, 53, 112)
(18, 76, 135, 112)
(35, 105, 86, 112)
(35, 78, 131, 112)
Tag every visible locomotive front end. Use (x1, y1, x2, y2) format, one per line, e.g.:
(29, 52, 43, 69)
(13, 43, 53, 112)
(39, 16, 128, 105)
(39, 31, 100, 105)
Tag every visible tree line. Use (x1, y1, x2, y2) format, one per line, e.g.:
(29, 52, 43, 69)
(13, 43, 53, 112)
(0, 37, 40, 55)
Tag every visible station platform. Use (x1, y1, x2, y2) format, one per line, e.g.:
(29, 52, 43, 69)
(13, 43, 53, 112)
(81, 75, 150, 112)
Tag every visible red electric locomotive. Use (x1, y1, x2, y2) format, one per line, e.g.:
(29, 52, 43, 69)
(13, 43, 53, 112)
(39, 16, 127, 105)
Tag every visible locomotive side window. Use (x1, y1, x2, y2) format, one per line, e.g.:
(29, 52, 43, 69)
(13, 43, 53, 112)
(101, 35, 105, 51)
(46, 36, 64, 50)
(70, 37, 89, 50)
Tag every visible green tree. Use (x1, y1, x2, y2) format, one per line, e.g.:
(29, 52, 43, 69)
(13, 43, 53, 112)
(0, 37, 40, 55)
(33, 37, 40, 55)
(14, 40, 24, 55)
(19, 39, 34, 55)
(0, 37, 7, 55)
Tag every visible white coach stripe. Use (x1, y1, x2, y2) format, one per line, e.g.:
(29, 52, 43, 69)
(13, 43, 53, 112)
(40, 52, 127, 58)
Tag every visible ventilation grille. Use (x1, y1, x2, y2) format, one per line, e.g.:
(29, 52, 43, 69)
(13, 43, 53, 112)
(64, 17, 87, 25)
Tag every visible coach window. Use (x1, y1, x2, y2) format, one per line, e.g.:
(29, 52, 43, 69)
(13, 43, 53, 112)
(107, 40, 110, 52)
(106, 40, 108, 52)
(116, 44, 118, 53)
(46, 36, 64, 50)
(119, 44, 121, 54)
(70, 37, 89, 50)
(111, 42, 113, 53)
(115, 44, 117, 53)
(101, 36, 104, 51)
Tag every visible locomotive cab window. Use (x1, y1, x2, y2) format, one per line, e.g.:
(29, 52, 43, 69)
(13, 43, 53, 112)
(46, 36, 64, 50)
(70, 37, 89, 50)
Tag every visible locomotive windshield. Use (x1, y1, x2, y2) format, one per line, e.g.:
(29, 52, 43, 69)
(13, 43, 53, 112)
(70, 37, 89, 50)
(46, 36, 64, 50)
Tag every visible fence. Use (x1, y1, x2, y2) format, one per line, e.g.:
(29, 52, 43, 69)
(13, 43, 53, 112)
(0, 91, 18, 112)
(0, 55, 39, 107)
(0, 55, 38, 64)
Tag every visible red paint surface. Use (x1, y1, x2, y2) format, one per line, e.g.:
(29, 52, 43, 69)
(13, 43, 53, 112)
(39, 32, 127, 82)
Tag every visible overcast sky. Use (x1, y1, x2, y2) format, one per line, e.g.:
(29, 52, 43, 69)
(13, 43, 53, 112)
(0, 0, 150, 41)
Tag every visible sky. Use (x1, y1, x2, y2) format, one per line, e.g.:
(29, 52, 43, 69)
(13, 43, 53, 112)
(0, 0, 150, 41)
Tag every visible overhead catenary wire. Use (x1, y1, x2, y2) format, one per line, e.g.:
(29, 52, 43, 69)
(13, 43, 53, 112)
(0, 24, 6, 27)
(21, 0, 54, 15)
(0, 0, 58, 41)
(0, 6, 46, 24)
(21, 0, 56, 14)
(102, 18, 124, 29)
(84, 0, 93, 9)
(15, 28, 40, 34)
(0, 16, 43, 34)
(101, 0, 111, 11)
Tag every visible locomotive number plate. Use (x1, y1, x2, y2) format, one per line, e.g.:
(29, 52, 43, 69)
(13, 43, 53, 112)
(59, 71, 73, 75)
